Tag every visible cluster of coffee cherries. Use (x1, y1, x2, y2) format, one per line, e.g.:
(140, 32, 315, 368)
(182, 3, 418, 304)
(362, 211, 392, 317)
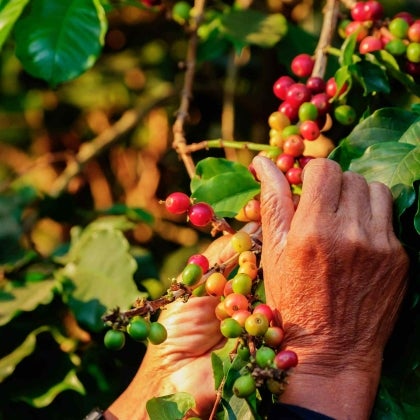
(269, 53, 352, 186)
(103, 316, 168, 350)
(341, 1, 420, 76)
(179, 228, 298, 398)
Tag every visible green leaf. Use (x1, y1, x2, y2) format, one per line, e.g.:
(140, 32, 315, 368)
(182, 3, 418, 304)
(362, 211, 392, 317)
(191, 158, 260, 218)
(392, 184, 416, 219)
(351, 60, 390, 95)
(0, 279, 57, 326)
(0, 326, 48, 381)
(14, 0, 107, 86)
(220, 9, 287, 52)
(19, 368, 85, 407)
(349, 142, 420, 191)
(61, 226, 140, 331)
(146, 392, 195, 420)
(415, 191, 420, 235)
(339, 31, 357, 67)
(0, 0, 30, 51)
(331, 108, 420, 169)
(333, 66, 352, 100)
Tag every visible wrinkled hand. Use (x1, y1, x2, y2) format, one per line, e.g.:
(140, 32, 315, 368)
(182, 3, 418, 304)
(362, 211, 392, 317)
(252, 155, 409, 418)
(106, 223, 259, 419)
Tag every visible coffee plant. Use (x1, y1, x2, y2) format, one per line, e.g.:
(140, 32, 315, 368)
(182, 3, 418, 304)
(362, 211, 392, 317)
(0, 0, 419, 419)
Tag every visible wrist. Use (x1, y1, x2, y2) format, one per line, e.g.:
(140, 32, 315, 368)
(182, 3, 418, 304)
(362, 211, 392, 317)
(279, 348, 382, 420)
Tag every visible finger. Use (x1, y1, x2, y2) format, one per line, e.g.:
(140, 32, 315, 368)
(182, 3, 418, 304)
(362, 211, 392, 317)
(296, 158, 343, 216)
(337, 171, 371, 221)
(368, 181, 395, 240)
(252, 155, 294, 249)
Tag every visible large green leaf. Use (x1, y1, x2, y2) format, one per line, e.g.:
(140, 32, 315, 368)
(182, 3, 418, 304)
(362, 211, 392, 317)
(330, 108, 420, 169)
(219, 9, 287, 52)
(191, 158, 260, 218)
(349, 142, 420, 191)
(350, 60, 390, 95)
(146, 392, 195, 420)
(0, 0, 30, 51)
(14, 0, 107, 86)
(0, 279, 57, 326)
(61, 222, 140, 331)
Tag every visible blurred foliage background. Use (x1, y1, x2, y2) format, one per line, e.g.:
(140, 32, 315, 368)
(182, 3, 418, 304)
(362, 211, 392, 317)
(0, 0, 419, 418)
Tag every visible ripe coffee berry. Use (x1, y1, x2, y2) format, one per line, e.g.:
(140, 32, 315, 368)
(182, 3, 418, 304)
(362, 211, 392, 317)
(359, 36, 382, 54)
(282, 135, 305, 157)
(291, 53, 314, 78)
(286, 167, 303, 185)
(306, 76, 326, 94)
(165, 192, 191, 214)
(274, 350, 298, 369)
(278, 100, 299, 122)
(187, 253, 209, 273)
(188, 202, 214, 226)
(299, 120, 320, 140)
(276, 153, 295, 173)
(273, 75, 295, 100)
(286, 83, 312, 108)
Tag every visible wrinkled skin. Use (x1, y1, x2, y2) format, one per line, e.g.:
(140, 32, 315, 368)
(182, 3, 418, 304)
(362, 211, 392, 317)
(105, 157, 409, 420)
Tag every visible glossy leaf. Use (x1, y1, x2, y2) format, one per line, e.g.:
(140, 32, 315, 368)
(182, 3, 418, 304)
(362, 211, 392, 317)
(339, 31, 357, 67)
(350, 60, 390, 95)
(349, 142, 419, 191)
(191, 158, 260, 217)
(146, 392, 195, 420)
(220, 9, 287, 52)
(61, 225, 140, 331)
(14, 0, 107, 86)
(0, 0, 30, 51)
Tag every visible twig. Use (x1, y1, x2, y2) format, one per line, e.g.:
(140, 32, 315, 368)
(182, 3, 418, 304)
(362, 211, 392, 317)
(312, 0, 341, 79)
(172, 0, 207, 178)
(180, 138, 278, 153)
(49, 89, 174, 197)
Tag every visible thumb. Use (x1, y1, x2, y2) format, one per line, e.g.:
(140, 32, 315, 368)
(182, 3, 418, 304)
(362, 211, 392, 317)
(252, 156, 294, 251)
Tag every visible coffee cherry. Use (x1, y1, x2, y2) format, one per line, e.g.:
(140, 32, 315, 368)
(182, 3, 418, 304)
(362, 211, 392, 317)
(389, 17, 409, 39)
(268, 111, 291, 131)
(231, 231, 253, 253)
(237, 261, 258, 280)
(187, 254, 209, 273)
(299, 155, 314, 168)
(255, 345, 276, 368)
(310, 93, 331, 115)
(299, 120, 320, 141)
(278, 100, 299, 122)
(298, 102, 318, 122)
(273, 75, 295, 100)
(253, 303, 274, 324)
(334, 104, 357, 125)
(245, 312, 269, 336)
(385, 39, 407, 56)
(231, 309, 252, 326)
(215, 300, 230, 320)
(148, 322, 168, 344)
(188, 202, 214, 226)
(406, 60, 420, 76)
(291, 54, 314, 78)
(306, 76, 326, 94)
(238, 250, 257, 266)
(232, 273, 253, 295)
(345, 21, 369, 42)
(165, 192, 191, 214)
(104, 329, 126, 350)
(274, 349, 298, 369)
(325, 77, 348, 98)
(408, 21, 420, 43)
(172, 1, 191, 24)
(237, 344, 251, 360)
(264, 326, 285, 348)
(205, 272, 227, 297)
(359, 36, 382, 54)
(365, 1, 383, 21)
(233, 374, 256, 398)
(282, 135, 305, 157)
(286, 167, 303, 185)
(127, 318, 150, 341)
(351, 2, 370, 22)
(285, 83, 312, 108)
(235, 199, 261, 222)
(281, 124, 300, 138)
(220, 317, 243, 338)
(276, 153, 295, 173)
(223, 293, 249, 316)
(407, 42, 420, 63)
(266, 378, 284, 395)
(181, 263, 203, 286)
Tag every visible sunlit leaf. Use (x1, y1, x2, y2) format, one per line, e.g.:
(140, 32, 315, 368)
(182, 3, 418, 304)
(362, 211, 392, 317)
(0, 279, 57, 326)
(220, 9, 287, 51)
(146, 392, 195, 420)
(61, 227, 140, 331)
(191, 158, 260, 217)
(14, 0, 107, 86)
(0, 0, 30, 51)
(349, 142, 420, 191)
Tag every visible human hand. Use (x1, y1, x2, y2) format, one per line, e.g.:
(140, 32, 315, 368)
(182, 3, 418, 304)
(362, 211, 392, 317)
(252, 156, 409, 418)
(106, 223, 259, 420)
